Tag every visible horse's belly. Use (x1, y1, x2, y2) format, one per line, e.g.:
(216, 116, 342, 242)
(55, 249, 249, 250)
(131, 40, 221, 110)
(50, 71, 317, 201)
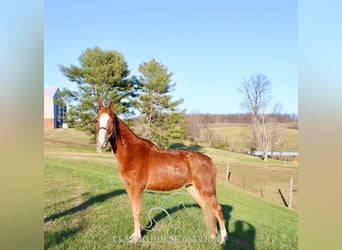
(145, 165, 190, 191)
(146, 181, 185, 191)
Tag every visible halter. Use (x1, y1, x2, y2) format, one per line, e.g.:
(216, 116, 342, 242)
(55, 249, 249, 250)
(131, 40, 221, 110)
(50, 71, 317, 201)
(98, 117, 117, 141)
(99, 126, 112, 138)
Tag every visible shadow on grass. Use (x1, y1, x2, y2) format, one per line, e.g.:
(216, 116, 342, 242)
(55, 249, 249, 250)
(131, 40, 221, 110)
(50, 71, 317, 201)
(141, 202, 255, 250)
(168, 143, 205, 152)
(141, 202, 201, 236)
(44, 225, 84, 249)
(140, 199, 255, 249)
(44, 189, 126, 223)
(221, 204, 256, 250)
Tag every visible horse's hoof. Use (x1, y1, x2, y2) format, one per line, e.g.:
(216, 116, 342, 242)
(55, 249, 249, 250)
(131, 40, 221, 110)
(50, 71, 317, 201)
(220, 234, 228, 245)
(129, 234, 141, 244)
(209, 234, 217, 240)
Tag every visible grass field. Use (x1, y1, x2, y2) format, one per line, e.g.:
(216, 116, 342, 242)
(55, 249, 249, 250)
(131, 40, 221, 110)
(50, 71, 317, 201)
(170, 143, 298, 209)
(44, 128, 297, 249)
(202, 123, 298, 152)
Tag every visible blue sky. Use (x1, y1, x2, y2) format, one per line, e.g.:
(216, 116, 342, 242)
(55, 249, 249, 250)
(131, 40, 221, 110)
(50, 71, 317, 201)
(45, 0, 297, 114)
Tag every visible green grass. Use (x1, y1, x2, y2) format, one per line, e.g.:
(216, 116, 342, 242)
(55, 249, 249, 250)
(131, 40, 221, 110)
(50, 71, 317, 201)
(44, 129, 297, 249)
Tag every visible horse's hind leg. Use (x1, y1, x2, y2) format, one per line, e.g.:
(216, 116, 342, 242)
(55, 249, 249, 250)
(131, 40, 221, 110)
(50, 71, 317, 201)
(186, 185, 205, 209)
(186, 185, 217, 238)
(203, 195, 228, 244)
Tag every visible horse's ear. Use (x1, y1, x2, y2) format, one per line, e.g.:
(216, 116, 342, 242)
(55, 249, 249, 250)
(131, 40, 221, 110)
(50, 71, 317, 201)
(98, 99, 103, 111)
(108, 100, 115, 113)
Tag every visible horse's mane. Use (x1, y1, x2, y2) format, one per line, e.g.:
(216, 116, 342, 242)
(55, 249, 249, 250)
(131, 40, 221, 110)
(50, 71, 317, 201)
(116, 117, 160, 150)
(139, 137, 160, 149)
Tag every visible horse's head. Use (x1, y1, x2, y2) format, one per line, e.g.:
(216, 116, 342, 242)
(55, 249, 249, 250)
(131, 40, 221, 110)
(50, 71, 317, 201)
(96, 99, 118, 149)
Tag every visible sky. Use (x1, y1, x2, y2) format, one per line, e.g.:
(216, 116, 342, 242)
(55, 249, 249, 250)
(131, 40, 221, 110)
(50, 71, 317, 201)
(44, 0, 297, 114)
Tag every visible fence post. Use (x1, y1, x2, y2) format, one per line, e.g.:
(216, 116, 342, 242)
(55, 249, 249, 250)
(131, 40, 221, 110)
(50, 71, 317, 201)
(226, 162, 230, 182)
(259, 185, 264, 198)
(289, 177, 293, 209)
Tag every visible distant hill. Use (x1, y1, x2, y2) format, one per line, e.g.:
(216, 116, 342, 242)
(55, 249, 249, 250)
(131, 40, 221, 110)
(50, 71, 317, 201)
(132, 113, 298, 154)
(184, 113, 298, 126)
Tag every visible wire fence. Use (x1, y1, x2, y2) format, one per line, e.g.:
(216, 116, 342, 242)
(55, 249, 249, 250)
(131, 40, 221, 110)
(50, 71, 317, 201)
(216, 161, 298, 209)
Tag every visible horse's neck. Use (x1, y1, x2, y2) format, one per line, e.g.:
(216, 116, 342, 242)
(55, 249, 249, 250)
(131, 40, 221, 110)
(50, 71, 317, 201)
(117, 118, 137, 140)
(111, 118, 137, 160)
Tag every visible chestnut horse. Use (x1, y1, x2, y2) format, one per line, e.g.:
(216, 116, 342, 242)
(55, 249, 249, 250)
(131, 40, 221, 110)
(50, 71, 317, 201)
(96, 100, 228, 244)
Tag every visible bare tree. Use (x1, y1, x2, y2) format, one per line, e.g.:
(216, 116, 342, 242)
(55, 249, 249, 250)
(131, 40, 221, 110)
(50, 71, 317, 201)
(204, 124, 215, 147)
(240, 73, 272, 122)
(186, 112, 202, 144)
(253, 116, 287, 161)
(186, 112, 215, 146)
(240, 73, 286, 161)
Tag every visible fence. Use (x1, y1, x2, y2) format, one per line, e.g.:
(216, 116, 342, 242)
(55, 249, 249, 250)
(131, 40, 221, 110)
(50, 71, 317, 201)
(220, 162, 298, 209)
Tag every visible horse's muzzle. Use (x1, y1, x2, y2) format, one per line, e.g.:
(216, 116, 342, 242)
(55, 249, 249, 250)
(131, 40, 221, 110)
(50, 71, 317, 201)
(97, 130, 110, 149)
(97, 140, 108, 149)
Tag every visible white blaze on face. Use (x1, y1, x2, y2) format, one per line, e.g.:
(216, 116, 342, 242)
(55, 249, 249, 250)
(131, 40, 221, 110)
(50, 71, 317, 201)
(97, 113, 110, 148)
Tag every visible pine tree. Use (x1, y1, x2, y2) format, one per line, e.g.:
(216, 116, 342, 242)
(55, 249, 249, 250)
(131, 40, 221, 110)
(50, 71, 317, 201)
(138, 59, 185, 148)
(59, 47, 139, 137)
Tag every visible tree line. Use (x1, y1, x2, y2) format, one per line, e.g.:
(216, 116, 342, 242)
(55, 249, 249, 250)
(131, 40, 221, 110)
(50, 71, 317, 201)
(185, 113, 297, 125)
(57, 47, 297, 160)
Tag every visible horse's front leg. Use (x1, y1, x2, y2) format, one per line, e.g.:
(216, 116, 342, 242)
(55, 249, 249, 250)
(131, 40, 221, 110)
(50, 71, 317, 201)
(126, 184, 143, 244)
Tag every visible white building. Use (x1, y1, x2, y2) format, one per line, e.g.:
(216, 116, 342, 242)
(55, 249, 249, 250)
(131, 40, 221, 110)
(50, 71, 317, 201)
(44, 86, 65, 128)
